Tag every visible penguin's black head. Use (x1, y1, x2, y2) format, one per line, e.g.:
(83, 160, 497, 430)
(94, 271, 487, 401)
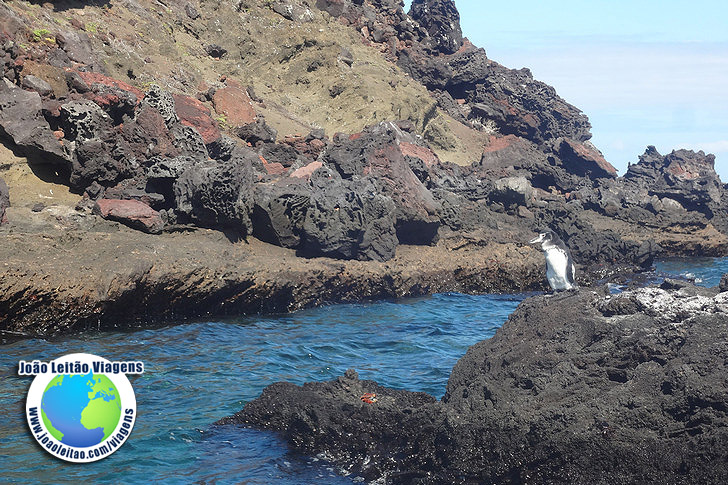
(529, 230, 564, 250)
(529, 230, 554, 245)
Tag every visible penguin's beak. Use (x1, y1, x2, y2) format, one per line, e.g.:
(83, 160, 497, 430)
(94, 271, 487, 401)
(529, 234, 543, 244)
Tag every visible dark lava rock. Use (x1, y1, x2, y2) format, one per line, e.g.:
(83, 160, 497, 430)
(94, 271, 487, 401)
(409, 0, 463, 54)
(55, 31, 99, 68)
(301, 167, 398, 262)
(489, 175, 533, 208)
(93, 198, 164, 234)
(185, 2, 200, 19)
(204, 44, 227, 59)
(258, 142, 300, 169)
(251, 178, 311, 248)
(720, 274, 728, 292)
(225, 285, 728, 483)
(271, 0, 314, 22)
(477, 134, 610, 194)
(0, 176, 9, 224)
(64, 70, 90, 93)
(0, 79, 68, 164)
(174, 147, 256, 233)
(623, 146, 727, 227)
(218, 369, 440, 482)
(237, 117, 277, 145)
(21, 74, 53, 97)
(398, 43, 592, 146)
(338, 47, 354, 66)
(543, 202, 661, 268)
(47, 48, 73, 69)
(323, 122, 440, 245)
(59, 99, 131, 189)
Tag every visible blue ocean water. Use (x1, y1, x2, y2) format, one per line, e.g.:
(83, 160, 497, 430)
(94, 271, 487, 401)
(1, 257, 726, 484)
(654, 257, 728, 287)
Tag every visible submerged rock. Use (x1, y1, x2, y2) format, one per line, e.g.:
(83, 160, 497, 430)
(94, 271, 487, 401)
(226, 284, 728, 483)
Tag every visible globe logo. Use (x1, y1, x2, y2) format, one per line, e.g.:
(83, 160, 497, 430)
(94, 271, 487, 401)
(21, 353, 143, 463)
(41, 373, 122, 448)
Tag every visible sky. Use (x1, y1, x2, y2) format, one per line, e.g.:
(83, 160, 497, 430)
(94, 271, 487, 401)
(404, 0, 728, 182)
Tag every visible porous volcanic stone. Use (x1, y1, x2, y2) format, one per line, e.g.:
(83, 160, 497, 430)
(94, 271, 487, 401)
(227, 284, 728, 484)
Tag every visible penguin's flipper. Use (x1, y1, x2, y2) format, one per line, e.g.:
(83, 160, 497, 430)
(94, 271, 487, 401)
(566, 257, 576, 287)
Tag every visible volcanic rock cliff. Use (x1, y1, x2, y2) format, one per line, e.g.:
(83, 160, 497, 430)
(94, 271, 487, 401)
(0, 0, 727, 334)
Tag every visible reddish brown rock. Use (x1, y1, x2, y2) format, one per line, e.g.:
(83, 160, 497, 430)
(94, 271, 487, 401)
(263, 161, 287, 176)
(212, 81, 256, 128)
(482, 134, 519, 154)
(290, 161, 322, 180)
(76, 71, 144, 101)
(556, 137, 617, 179)
(399, 141, 439, 167)
(122, 105, 179, 159)
(173, 94, 221, 145)
(93, 198, 164, 234)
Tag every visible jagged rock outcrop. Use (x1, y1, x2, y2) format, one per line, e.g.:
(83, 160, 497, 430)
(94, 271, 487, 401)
(567, 147, 728, 255)
(409, 0, 462, 54)
(0, 78, 68, 163)
(301, 167, 398, 261)
(0, 0, 725, 266)
(540, 201, 661, 268)
(174, 147, 257, 234)
(622, 147, 728, 230)
(225, 284, 728, 483)
(323, 122, 441, 245)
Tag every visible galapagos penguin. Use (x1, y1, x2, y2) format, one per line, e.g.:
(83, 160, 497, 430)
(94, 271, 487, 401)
(529, 230, 576, 291)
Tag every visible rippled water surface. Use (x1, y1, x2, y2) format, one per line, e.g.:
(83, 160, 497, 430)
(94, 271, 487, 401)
(2, 257, 726, 483)
(1, 293, 525, 484)
(654, 257, 728, 287)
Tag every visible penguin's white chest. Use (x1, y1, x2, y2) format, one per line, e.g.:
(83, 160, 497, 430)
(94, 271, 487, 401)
(544, 248, 574, 290)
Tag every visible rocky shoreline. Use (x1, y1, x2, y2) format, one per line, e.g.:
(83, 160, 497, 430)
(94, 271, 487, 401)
(0, 203, 544, 337)
(221, 281, 728, 484)
(0, 0, 726, 481)
(0, 0, 726, 335)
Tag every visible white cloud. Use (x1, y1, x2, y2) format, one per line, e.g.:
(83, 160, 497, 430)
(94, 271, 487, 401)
(683, 140, 728, 153)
